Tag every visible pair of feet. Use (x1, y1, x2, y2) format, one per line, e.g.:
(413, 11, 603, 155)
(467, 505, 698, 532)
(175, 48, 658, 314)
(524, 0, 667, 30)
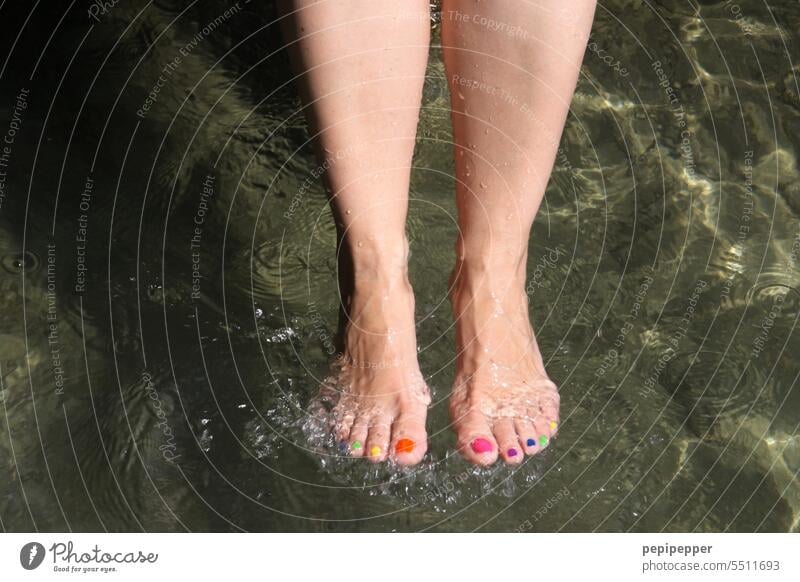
(315, 250, 560, 467)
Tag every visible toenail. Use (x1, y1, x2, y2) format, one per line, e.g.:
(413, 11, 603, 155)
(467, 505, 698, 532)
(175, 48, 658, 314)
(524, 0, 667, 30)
(507, 448, 518, 457)
(549, 421, 557, 431)
(395, 438, 415, 454)
(351, 440, 362, 450)
(526, 438, 536, 447)
(471, 438, 493, 454)
(539, 435, 548, 447)
(370, 446, 381, 458)
(338, 442, 349, 453)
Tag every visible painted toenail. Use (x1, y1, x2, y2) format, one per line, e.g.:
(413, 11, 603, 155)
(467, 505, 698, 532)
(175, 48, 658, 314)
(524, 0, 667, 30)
(507, 448, 518, 457)
(471, 438, 493, 454)
(395, 438, 415, 454)
(338, 442, 349, 453)
(539, 435, 548, 447)
(526, 438, 536, 447)
(370, 446, 381, 458)
(351, 440, 362, 450)
(549, 421, 557, 431)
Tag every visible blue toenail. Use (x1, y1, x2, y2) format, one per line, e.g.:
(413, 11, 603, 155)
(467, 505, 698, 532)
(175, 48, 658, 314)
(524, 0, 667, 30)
(527, 438, 536, 447)
(338, 442, 349, 453)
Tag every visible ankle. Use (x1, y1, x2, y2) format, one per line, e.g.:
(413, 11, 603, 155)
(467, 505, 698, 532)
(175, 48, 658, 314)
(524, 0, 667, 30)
(452, 251, 527, 288)
(346, 235, 410, 283)
(454, 234, 527, 274)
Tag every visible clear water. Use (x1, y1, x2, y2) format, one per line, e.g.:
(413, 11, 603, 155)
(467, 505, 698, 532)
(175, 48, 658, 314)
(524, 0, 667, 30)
(0, 0, 798, 532)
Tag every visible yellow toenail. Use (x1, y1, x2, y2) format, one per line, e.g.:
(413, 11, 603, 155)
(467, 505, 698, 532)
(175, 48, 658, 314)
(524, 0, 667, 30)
(370, 446, 381, 458)
(550, 421, 557, 431)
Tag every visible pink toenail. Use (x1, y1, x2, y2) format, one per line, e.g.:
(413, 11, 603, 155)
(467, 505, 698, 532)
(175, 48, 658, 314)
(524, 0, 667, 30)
(471, 438, 493, 454)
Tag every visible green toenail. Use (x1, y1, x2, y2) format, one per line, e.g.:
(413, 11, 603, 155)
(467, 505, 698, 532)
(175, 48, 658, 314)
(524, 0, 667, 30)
(351, 440, 362, 450)
(539, 435, 548, 447)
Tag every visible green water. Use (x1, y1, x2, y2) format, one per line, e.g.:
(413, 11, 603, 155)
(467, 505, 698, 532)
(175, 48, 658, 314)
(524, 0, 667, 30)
(0, 0, 798, 532)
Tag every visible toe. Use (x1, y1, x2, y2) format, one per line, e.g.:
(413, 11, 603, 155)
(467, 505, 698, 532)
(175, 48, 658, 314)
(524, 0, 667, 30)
(334, 411, 355, 444)
(346, 415, 369, 457)
(390, 410, 428, 466)
(531, 417, 552, 450)
(515, 419, 539, 455)
(493, 418, 523, 464)
(454, 410, 498, 466)
(538, 391, 560, 426)
(365, 415, 391, 463)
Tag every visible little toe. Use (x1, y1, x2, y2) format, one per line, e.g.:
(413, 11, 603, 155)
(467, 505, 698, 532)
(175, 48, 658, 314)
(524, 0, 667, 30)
(454, 410, 498, 466)
(334, 412, 355, 444)
(346, 416, 369, 457)
(493, 418, 523, 464)
(515, 419, 539, 455)
(538, 395, 560, 425)
(365, 415, 391, 463)
(390, 411, 428, 466)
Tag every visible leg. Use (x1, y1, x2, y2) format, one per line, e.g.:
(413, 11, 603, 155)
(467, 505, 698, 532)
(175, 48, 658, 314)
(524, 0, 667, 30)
(279, 0, 431, 464)
(441, 0, 596, 465)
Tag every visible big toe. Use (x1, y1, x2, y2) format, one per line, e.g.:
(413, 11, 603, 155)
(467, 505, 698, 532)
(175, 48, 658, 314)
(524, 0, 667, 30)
(454, 410, 498, 466)
(390, 410, 428, 466)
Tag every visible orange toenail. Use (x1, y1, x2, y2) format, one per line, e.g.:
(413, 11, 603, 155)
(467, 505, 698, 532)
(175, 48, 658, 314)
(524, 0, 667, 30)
(395, 438, 415, 454)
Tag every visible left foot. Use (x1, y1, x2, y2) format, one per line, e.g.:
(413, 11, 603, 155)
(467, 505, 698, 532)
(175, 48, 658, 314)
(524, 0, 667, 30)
(449, 259, 560, 466)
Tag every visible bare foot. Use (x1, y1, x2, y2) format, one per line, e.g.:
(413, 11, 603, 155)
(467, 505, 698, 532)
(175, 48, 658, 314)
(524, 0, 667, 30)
(313, 245, 430, 465)
(449, 259, 560, 466)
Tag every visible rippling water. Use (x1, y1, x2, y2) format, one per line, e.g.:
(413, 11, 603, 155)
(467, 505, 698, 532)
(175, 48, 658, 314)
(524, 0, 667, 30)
(0, 0, 798, 532)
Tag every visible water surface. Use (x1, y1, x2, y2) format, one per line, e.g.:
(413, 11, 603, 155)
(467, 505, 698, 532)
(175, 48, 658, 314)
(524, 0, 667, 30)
(0, 0, 798, 532)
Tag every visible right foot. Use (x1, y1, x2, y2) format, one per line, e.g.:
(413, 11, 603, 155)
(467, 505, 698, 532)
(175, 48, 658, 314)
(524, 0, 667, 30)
(313, 244, 430, 465)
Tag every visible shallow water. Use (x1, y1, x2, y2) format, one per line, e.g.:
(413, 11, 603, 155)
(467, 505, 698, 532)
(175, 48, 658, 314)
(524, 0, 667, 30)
(0, 0, 798, 532)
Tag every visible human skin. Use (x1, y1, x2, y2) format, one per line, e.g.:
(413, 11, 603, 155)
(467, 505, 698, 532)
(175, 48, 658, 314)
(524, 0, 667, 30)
(279, 0, 596, 465)
(441, 0, 596, 464)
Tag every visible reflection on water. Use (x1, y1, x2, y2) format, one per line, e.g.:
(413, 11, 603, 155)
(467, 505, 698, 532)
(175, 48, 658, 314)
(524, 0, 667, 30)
(0, 0, 798, 532)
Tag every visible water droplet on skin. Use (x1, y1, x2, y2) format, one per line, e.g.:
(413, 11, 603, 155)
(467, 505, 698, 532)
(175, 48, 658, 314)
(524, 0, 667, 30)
(470, 144, 477, 150)
(480, 182, 487, 189)
(345, 209, 352, 215)
(484, 129, 489, 135)
(357, 241, 363, 248)
(506, 213, 514, 220)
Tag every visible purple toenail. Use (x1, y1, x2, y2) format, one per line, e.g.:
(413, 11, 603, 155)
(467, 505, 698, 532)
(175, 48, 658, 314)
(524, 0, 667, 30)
(508, 448, 518, 457)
